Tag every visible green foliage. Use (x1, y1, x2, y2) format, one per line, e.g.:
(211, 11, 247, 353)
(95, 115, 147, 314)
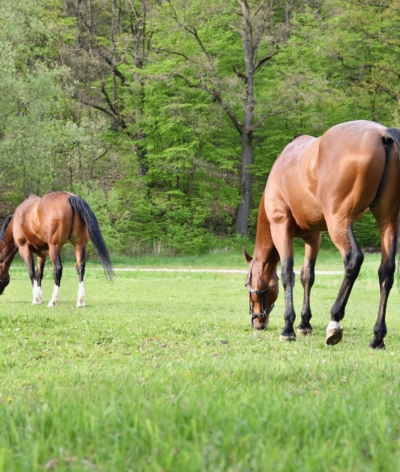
(354, 211, 381, 249)
(1, 0, 397, 252)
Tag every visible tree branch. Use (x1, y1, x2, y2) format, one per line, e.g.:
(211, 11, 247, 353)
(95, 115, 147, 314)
(172, 74, 243, 133)
(252, 102, 298, 130)
(254, 47, 279, 71)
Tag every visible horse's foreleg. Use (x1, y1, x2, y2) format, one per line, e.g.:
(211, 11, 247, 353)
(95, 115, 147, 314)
(298, 232, 321, 336)
(270, 222, 296, 342)
(75, 246, 86, 308)
(327, 224, 364, 345)
(19, 245, 38, 304)
(48, 246, 63, 307)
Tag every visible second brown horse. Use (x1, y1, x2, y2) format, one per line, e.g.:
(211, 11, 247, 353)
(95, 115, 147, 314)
(0, 191, 113, 307)
(243, 120, 400, 349)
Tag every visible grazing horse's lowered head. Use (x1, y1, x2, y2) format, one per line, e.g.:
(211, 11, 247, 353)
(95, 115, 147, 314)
(242, 194, 280, 330)
(243, 247, 279, 329)
(0, 215, 15, 295)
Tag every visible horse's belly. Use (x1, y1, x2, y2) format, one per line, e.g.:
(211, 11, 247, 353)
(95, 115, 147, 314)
(292, 207, 327, 233)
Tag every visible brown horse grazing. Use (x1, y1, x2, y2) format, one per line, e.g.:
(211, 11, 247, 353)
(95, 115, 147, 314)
(0, 191, 113, 307)
(243, 120, 400, 349)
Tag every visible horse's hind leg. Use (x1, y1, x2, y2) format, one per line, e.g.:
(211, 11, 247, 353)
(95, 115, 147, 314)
(32, 253, 46, 304)
(368, 224, 397, 349)
(297, 232, 321, 336)
(75, 245, 86, 308)
(325, 219, 364, 345)
(367, 140, 400, 348)
(369, 211, 400, 347)
(48, 245, 63, 307)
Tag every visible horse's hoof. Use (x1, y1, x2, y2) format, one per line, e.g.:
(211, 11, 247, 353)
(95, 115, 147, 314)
(326, 321, 343, 345)
(297, 327, 312, 336)
(47, 301, 57, 307)
(32, 300, 42, 305)
(280, 333, 296, 342)
(76, 302, 86, 308)
(369, 340, 385, 350)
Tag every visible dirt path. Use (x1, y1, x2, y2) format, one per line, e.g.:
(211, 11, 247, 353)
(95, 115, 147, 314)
(10, 266, 343, 275)
(111, 268, 343, 275)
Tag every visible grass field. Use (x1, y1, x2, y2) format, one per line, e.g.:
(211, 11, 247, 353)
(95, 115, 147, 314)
(1, 249, 400, 471)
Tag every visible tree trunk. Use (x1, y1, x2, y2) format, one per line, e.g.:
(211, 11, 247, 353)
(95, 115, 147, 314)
(235, 129, 253, 237)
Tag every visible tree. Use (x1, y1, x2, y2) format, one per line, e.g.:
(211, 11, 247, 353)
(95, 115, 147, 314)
(318, 0, 400, 123)
(151, 0, 310, 237)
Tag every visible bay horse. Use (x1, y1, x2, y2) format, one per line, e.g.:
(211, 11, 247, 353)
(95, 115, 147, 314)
(0, 191, 113, 307)
(243, 120, 400, 349)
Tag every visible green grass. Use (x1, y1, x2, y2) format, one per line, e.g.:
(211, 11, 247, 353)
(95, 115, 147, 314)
(1, 251, 400, 471)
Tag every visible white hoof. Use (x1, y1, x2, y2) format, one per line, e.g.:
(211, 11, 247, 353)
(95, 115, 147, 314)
(76, 300, 86, 308)
(326, 321, 343, 345)
(47, 300, 58, 307)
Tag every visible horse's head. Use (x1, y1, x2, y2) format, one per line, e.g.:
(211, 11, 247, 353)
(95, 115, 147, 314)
(0, 215, 15, 295)
(242, 247, 279, 329)
(0, 274, 10, 295)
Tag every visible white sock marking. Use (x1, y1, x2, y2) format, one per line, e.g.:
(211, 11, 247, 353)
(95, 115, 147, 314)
(47, 284, 60, 307)
(77, 281, 86, 308)
(32, 280, 42, 305)
(327, 320, 343, 331)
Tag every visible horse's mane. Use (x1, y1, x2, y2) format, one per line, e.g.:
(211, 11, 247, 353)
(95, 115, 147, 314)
(0, 215, 13, 244)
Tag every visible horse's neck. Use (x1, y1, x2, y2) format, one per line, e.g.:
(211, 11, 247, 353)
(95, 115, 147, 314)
(254, 198, 279, 269)
(0, 224, 17, 272)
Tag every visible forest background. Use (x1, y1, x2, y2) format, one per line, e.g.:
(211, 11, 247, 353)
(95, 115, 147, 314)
(0, 0, 399, 257)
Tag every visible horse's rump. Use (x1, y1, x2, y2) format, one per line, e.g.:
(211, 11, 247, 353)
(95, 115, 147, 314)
(265, 120, 398, 234)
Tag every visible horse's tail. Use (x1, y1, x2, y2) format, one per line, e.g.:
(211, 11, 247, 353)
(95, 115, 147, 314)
(69, 196, 114, 281)
(383, 128, 400, 157)
(0, 215, 13, 244)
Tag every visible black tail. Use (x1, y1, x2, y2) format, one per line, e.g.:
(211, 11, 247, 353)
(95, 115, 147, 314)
(0, 215, 13, 245)
(383, 128, 400, 156)
(69, 196, 114, 281)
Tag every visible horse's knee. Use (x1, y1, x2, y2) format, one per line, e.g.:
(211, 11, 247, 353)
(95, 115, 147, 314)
(281, 257, 295, 288)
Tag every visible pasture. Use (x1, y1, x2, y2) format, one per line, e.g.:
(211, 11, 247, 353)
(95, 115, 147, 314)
(1, 250, 400, 471)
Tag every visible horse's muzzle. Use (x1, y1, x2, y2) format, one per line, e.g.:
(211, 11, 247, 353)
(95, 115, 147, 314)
(251, 315, 270, 330)
(0, 276, 10, 294)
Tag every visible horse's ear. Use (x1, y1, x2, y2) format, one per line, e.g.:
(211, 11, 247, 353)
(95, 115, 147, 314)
(242, 246, 253, 265)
